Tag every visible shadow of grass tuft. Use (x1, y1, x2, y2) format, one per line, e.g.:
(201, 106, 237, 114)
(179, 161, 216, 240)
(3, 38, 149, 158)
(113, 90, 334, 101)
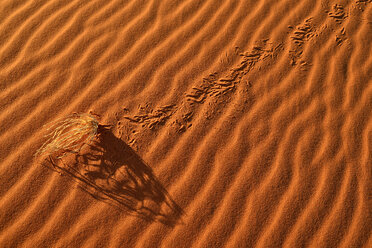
(36, 113, 183, 226)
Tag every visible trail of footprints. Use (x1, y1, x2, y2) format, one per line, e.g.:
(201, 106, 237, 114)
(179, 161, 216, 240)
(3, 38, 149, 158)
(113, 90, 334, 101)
(287, 1, 360, 70)
(326, 4, 348, 24)
(336, 28, 347, 46)
(118, 0, 367, 147)
(119, 40, 282, 138)
(123, 104, 176, 130)
(185, 41, 281, 104)
(288, 18, 317, 67)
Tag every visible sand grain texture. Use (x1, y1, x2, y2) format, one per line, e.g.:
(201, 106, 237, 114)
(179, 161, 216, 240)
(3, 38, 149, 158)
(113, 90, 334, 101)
(0, 0, 371, 247)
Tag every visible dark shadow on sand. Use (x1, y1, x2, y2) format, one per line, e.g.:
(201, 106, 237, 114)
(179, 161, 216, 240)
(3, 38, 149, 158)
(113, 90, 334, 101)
(44, 125, 183, 226)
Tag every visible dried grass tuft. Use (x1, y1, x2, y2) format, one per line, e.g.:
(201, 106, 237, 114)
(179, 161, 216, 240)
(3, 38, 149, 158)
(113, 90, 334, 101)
(35, 113, 99, 158)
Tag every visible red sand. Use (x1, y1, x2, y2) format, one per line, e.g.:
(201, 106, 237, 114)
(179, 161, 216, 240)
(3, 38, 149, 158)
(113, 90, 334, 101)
(0, 0, 371, 247)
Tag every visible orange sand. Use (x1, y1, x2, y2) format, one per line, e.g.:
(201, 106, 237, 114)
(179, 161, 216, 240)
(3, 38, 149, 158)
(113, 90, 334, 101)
(0, 0, 371, 247)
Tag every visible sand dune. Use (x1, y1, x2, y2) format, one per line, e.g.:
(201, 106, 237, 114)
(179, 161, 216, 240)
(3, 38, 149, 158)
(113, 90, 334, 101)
(0, 0, 371, 247)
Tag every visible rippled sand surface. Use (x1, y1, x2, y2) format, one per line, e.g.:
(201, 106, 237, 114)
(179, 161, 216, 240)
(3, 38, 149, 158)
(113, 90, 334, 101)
(0, 0, 371, 247)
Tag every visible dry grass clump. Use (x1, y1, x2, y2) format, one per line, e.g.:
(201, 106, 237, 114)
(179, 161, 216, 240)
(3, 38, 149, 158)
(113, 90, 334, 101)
(35, 113, 99, 158)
